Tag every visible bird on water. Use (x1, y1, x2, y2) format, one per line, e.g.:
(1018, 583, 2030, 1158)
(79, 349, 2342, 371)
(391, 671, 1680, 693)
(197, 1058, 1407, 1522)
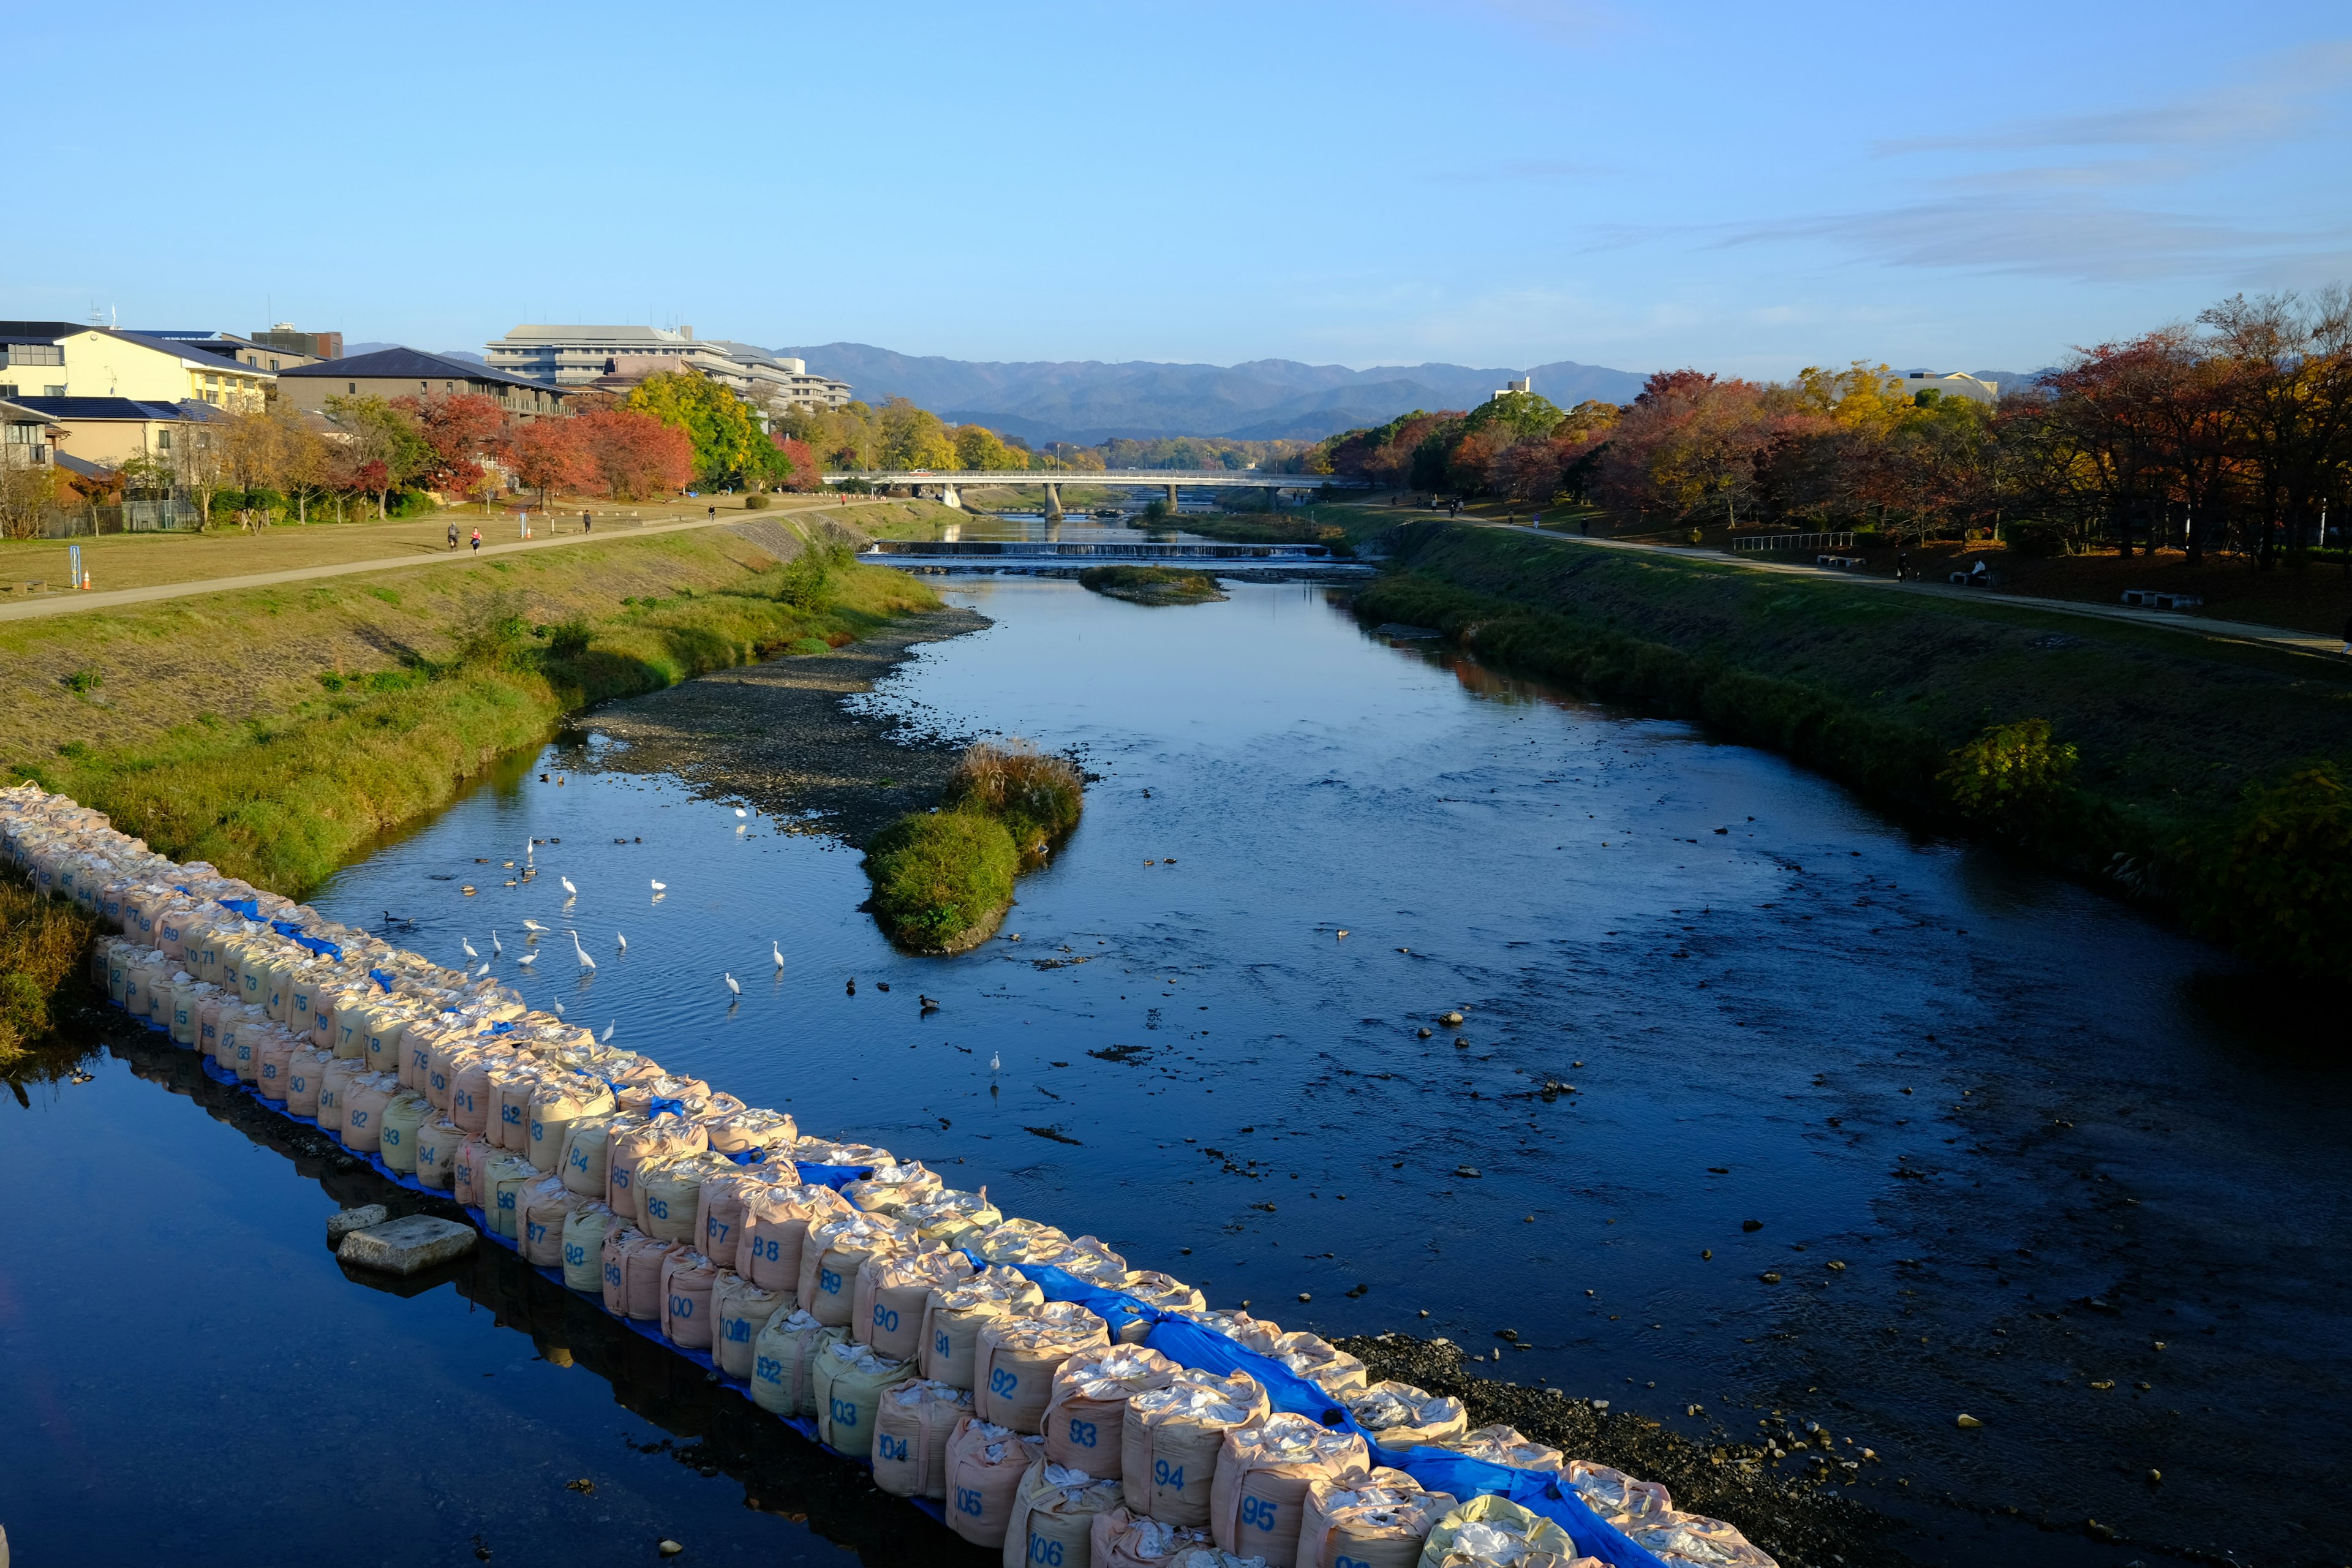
(724, 973, 741, 998)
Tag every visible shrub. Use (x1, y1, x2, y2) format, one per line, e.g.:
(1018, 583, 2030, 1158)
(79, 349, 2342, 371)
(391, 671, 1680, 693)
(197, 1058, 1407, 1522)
(1, 870, 97, 1063)
(543, 617, 594, 659)
(864, 809, 1017, 951)
(62, 668, 103, 694)
(776, 542, 850, 612)
(2003, 521, 2068, 557)
(1940, 718, 2076, 834)
(2196, 765, 2352, 979)
(744, 492, 771, 510)
(942, 740, 1084, 858)
(455, 593, 528, 667)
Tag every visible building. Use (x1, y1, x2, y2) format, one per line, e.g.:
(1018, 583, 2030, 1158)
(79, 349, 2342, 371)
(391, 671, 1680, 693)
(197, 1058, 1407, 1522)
(251, 323, 342, 361)
(697, 341, 853, 412)
(276, 346, 570, 421)
(1493, 375, 1534, 398)
(0, 322, 273, 408)
(1884, 369, 1999, 405)
(484, 324, 851, 411)
(2, 396, 224, 468)
(135, 329, 325, 372)
(1, 396, 64, 470)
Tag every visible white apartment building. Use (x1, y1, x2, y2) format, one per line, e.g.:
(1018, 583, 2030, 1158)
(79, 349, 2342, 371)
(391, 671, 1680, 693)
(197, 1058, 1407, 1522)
(484, 325, 851, 411)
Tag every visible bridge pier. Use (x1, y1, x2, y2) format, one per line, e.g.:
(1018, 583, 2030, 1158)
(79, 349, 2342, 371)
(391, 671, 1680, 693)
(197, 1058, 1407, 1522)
(1043, 483, 1063, 519)
(1164, 483, 1180, 513)
(1262, 486, 1281, 511)
(938, 483, 961, 510)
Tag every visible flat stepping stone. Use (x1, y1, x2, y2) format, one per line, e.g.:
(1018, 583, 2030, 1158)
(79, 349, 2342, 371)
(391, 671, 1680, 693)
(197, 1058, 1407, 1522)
(336, 1215, 477, 1275)
(326, 1204, 390, 1242)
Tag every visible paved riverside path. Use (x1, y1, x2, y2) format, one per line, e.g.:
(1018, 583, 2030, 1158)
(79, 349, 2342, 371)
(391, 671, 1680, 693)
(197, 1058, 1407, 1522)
(0, 502, 892, 625)
(1462, 521, 2348, 662)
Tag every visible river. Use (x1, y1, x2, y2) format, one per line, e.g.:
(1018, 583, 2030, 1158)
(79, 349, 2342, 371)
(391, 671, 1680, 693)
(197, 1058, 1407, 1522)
(4, 576, 2343, 1567)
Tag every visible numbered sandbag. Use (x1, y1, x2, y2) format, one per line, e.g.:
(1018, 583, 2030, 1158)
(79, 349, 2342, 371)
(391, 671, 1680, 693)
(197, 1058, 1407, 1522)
(317, 1055, 364, 1132)
(842, 1159, 943, 1215)
(641, 1153, 734, 1245)
(813, 1338, 914, 1454)
(976, 1302, 1110, 1434)
(1210, 1415, 1371, 1568)
(1123, 1367, 1270, 1528)
(901, 1187, 1004, 1251)
(944, 1418, 1047, 1550)
(923, 1266, 1046, 1388)
(1341, 1383, 1468, 1452)
(701, 1106, 797, 1158)
(1436, 1427, 1564, 1473)
(858, 1248, 973, 1361)
(522, 1178, 585, 1266)
(285, 1048, 331, 1118)
(1046, 1345, 1179, 1470)
(1558, 1461, 1671, 1527)
(661, 1250, 722, 1348)
(799, 1213, 921, 1328)
(342, 1073, 398, 1152)
(1414, 1496, 1575, 1568)
(448, 1056, 499, 1136)
(529, 1076, 616, 1172)
(488, 1063, 545, 1153)
(874, 1379, 974, 1500)
(738, 1182, 853, 1297)
(714, 1271, 788, 1379)
(379, 1090, 432, 1174)
(1089, 1509, 1223, 1568)
(255, 1030, 299, 1100)
(562, 1204, 616, 1294)
(608, 1116, 707, 1222)
(481, 1153, 541, 1241)
(1005, 1458, 1124, 1568)
(750, 1310, 846, 1417)
(1299, 1470, 1456, 1568)
(415, 1117, 466, 1191)
(600, 1224, 647, 1316)
(1615, 1512, 1773, 1567)
(559, 1114, 620, 1199)
(1267, 1333, 1366, 1396)
(454, 1134, 496, 1208)
(318, 987, 369, 1061)
(692, 1168, 769, 1265)
(168, 977, 211, 1047)
(622, 1233, 686, 1321)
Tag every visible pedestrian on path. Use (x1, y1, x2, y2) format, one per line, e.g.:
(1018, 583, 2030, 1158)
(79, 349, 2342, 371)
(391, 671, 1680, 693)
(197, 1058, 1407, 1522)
(447, 521, 459, 551)
(582, 509, 592, 533)
(1897, 548, 1910, 581)
(707, 504, 717, 521)
(2340, 613, 2352, 655)
(470, 528, 481, 552)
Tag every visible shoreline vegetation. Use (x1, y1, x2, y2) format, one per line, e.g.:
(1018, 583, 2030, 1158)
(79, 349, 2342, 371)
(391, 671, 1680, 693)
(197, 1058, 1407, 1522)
(1076, 564, 1227, 605)
(1360, 521, 2352, 982)
(864, 741, 1084, 954)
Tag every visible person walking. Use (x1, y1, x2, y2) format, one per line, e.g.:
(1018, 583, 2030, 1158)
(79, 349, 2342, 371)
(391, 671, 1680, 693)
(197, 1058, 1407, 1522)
(470, 528, 481, 553)
(707, 504, 717, 521)
(447, 521, 459, 551)
(1897, 548, 1910, 581)
(582, 509, 592, 533)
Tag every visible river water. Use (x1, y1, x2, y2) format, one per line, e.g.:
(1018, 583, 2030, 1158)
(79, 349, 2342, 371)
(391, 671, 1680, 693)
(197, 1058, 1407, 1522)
(4, 577, 2344, 1567)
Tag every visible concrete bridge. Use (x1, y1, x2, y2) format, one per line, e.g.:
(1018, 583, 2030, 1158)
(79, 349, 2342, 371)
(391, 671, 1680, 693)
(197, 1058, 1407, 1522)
(820, 469, 1368, 516)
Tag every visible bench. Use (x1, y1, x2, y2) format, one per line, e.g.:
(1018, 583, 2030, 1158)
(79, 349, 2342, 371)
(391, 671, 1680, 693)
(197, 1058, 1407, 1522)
(1948, 571, 1991, 587)
(1815, 554, 1866, 570)
(2121, 590, 2204, 610)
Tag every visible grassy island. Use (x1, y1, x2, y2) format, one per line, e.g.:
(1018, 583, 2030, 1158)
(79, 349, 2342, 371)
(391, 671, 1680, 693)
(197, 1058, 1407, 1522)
(1077, 565, 1228, 605)
(865, 741, 1084, 953)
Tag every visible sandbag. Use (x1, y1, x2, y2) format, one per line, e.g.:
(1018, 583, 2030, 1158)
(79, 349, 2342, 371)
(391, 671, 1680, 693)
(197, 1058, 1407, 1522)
(944, 1418, 1047, 1550)
(623, 1233, 685, 1321)
(255, 1030, 299, 1101)
(454, 1134, 496, 1209)
(694, 1169, 780, 1265)
(1005, 1458, 1124, 1568)
(738, 1182, 854, 1298)
(1089, 1509, 1221, 1568)
(530, 1076, 617, 1175)
(522, 1178, 585, 1267)
(1615, 1512, 1774, 1568)
(842, 1159, 943, 1215)
(481, 1153, 541, 1241)
(661, 1250, 722, 1348)
(874, 1379, 974, 1500)
(1300, 1469, 1456, 1568)
(1109, 1272, 1206, 1342)
(1415, 1496, 1575, 1568)
(559, 1114, 619, 1199)
(799, 1213, 921, 1328)
(1124, 1367, 1270, 1528)
(702, 1106, 797, 1156)
(1437, 1427, 1564, 1473)
(813, 1338, 914, 1454)
(562, 1204, 616, 1294)
(379, 1090, 432, 1174)
(285, 1047, 331, 1118)
(600, 1224, 647, 1316)
(750, 1310, 846, 1417)
(415, 1117, 465, 1191)
(1046, 1345, 1179, 1470)
(1210, 1415, 1371, 1568)
(318, 1056, 367, 1133)
(1342, 1383, 1468, 1453)
(608, 1116, 707, 1221)
(167, 977, 209, 1047)
(923, 1267, 1045, 1389)
(901, 1187, 1005, 1251)
(342, 1073, 398, 1153)
(714, 1271, 788, 1379)
(640, 1153, 733, 1245)
(858, 1248, 973, 1362)
(448, 1057, 497, 1136)
(1559, 1461, 1671, 1527)
(971, 1218, 1069, 1266)
(1267, 1333, 1366, 1396)
(975, 1302, 1110, 1434)
(488, 1062, 544, 1153)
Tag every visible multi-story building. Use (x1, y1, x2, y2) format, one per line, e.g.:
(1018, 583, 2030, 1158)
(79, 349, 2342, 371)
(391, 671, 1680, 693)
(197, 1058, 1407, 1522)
(1, 394, 224, 467)
(276, 346, 571, 421)
(1883, 369, 2000, 405)
(484, 324, 851, 412)
(135, 328, 325, 373)
(0, 322, 273, 408)
(251, 323, 342, 361)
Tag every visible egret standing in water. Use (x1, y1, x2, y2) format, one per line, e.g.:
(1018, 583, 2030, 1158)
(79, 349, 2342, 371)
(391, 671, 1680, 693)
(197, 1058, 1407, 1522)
(516, 951, 537, 967)
(461, 937, 478, 960)
(772, 941, 785, 970)
(561, 876, 579, 900)
(724, 973, 741, 998)
(616, 932, 628, 953)
(601, 1021, 616, 1042)
(570, 931, 595, 971)
(490, 930, 503, 957)
(650, 878, 666, 894)
(522, 918, 548, 933)
(475, 962, 491, 978)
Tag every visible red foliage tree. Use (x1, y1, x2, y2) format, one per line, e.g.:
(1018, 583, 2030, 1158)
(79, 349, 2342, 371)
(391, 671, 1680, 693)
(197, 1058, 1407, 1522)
(769, 432, 822, 491)
(573, 409, 694, 500)
(509, 420, 594, 507)
(390, 392, 510, 500)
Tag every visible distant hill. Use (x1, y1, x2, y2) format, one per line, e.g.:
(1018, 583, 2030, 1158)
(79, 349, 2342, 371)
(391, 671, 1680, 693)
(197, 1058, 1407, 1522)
(773, 343, 1646, 443)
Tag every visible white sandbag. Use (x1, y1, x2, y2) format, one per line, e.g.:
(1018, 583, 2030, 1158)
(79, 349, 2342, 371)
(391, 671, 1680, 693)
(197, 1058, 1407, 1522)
(285, 1048, 331, 1118)
(559, 1114, 620, 1199)
(1615, 1512, 1776, 1568)
(481, 1153, 541, 1241)
(901, 1187, 1005, 1251)
(975, 1302, 1110, 1434)
(944, 1417, 1047, 1550)
(379, 1090, 433, 1174)
(1436, 1427, 1564, 1474)
(1299, 1469, 1455, 1568)
(1124, 1367, 1270, 1528)
(522, 1178, 586, 1267)
(714, 1271, 788, 1379)
(1004, 1457, 1124, 1568)
(639, 1153, 734, 1245)
(1210, 1415, 1371, 1568)
(661, 1250, 722, 1348)
(750, 1310, 846, 1417)
(1267, 1333, 1366, 1396)
(873, 1379, 974, 1500)
(1414, 1496, 1576, 1568)
(562, 1204, 616, 1294)
(1109, 1272, 1207, 1341)
(530, 1076, 617, 1175)
(415, 1116, 466, 1191)
(1559, 1460, 1671, 1527)
(813, 1337, 914, 1454)
(1046, 1344, 1180, 1470)
(1342, 1383, 1468, 1452)
(857, 1248, 973, 1362)
(971, 1218, 1070, 1266)
(608, 1116, 707, 1222)
(488, 1062, 545, 1153)
(842, 1159, 944, 1215)
(922, 1266, 1046, 1389)
(799, 1213, 921, 1328)
(738, 1182, 854, 1298)
(702, 1107, 797, 1156)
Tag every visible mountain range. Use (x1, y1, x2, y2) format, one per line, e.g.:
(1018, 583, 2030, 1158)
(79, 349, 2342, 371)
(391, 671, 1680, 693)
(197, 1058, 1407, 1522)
(773, 343, 1649, 444)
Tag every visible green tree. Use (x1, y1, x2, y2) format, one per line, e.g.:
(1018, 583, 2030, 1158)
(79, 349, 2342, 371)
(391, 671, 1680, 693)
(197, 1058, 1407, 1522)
(626, 371, 766, 488)
(876, 397, 955, 470)
(323, 395, 432, 518)
(952, 423, 1025, 472)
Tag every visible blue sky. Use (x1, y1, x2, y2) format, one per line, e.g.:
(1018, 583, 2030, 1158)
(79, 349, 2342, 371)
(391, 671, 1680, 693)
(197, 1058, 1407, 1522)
(14, 1, 2350, 379)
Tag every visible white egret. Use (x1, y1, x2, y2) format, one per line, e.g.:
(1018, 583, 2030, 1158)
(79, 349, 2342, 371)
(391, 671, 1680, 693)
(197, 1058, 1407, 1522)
(616, 933, 628, 953)
(600, 1021, 616, 1042)
(475, 962, 491, 977)
(561, 876, 578, 899)
(490, 930, 503, 956)
(570, 931, 595, 971)
(461, 938, 478, 960)
(724, 973, 741, 997)
(772, 941, 785, 970)
(551, 1001, 565, 1016)
(650, 879, 666, 892)
(734, 807, 747, 818)
(990, 1052, 1001, 1071)
(522, 918, 548, 932)
(516, 951, 538, 967)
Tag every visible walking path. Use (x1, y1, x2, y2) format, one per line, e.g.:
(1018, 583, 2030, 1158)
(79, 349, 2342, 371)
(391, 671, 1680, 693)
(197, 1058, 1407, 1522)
(0, 502, 892, 625)
(1477, 522, 2348, 662)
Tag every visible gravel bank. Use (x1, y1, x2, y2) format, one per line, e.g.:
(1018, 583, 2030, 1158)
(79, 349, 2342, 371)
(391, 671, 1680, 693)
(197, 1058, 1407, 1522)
(578, 605, 992, 846)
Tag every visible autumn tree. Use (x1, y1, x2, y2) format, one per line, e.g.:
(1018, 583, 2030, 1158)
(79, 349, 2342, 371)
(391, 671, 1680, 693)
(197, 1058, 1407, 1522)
(876, 396, 956, 470)
(625, 371, 766, 488)
(573, 408, 694, 499)
(323, 395, 432, 518)
(952, 423, 1025, 472)
(769, 433, 823, 491)
(391, 392, 510, 503)
(510, 418, 595, 508)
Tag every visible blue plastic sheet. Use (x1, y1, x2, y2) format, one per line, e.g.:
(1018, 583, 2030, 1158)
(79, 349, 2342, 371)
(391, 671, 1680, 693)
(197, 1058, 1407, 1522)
(793, 1163, 878, 1191)
(217, 897, 262, 920)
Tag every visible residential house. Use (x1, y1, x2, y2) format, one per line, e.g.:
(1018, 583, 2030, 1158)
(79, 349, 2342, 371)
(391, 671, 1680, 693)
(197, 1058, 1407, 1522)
(0, 322, 274, 408)
(2, 395, 225, 468)
(1, 396, 62, 470)
(276, 346, 571, 420)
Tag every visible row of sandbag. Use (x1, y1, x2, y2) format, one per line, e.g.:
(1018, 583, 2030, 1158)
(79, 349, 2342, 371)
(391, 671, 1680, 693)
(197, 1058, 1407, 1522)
(9, 783, 1773, 1568)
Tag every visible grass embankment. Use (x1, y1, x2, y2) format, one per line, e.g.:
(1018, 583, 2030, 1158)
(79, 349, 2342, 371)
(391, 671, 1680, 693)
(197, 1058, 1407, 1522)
(1077, 565, 1227, 605)
(865, 742, 1084, 954)
(1177, 511, 1361, 554)
(1363, 522, 2352, 980)
(1, 872, 97, 1074)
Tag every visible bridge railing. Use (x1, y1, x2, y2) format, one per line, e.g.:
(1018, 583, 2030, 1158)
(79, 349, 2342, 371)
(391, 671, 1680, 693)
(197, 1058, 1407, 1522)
(1726, 532, 1855, 552)
(863, 541, 1332, 559)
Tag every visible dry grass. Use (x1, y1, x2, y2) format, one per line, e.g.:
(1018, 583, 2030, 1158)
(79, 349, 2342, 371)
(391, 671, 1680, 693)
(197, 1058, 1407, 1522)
(943, 740, 1085, 859)
(0, 869, 96, 1069)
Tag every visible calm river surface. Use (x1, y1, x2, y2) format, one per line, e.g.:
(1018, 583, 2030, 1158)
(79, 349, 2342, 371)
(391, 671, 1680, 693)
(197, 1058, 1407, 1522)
(4, 578, 2344, 1567)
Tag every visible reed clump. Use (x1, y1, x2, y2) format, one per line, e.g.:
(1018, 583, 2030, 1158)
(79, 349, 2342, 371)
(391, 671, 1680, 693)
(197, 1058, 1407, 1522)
(1, 867, 97, 1069)
(866, 739, 1084, 952)
(941, 741, 1084, 860)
